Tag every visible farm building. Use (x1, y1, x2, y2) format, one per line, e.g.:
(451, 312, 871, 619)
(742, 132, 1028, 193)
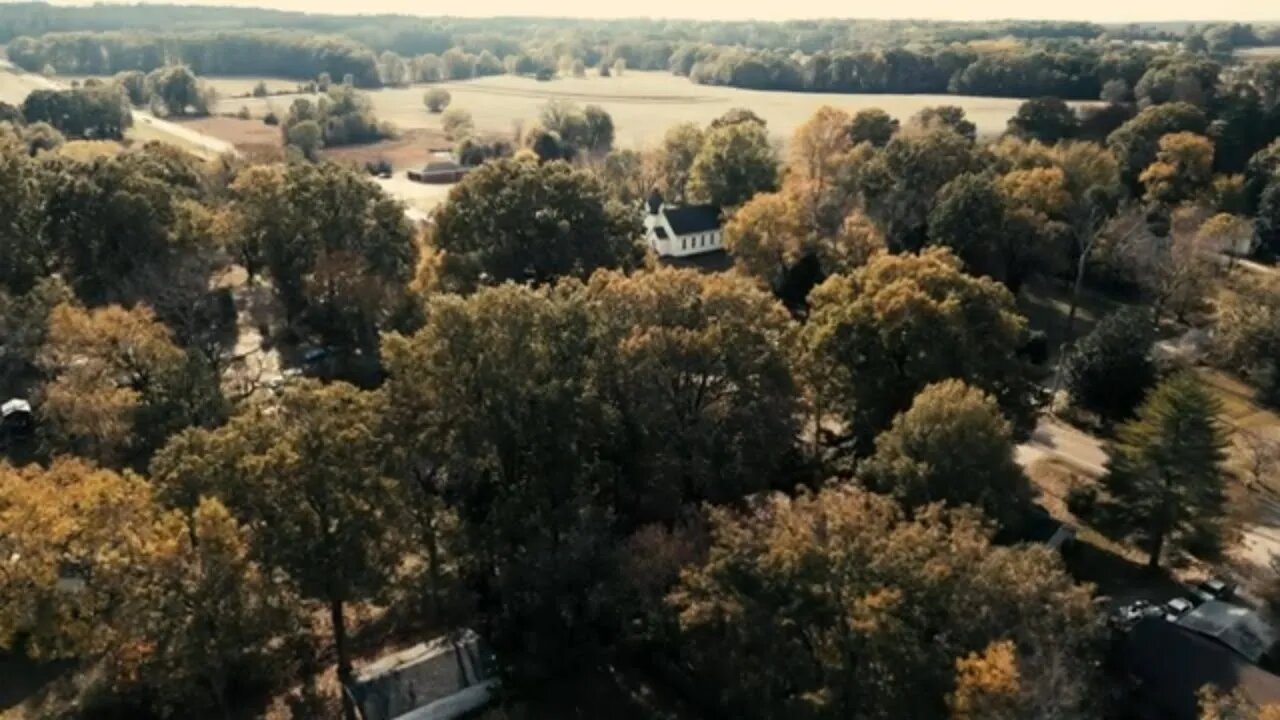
(644, 192, 724, 258)
(407, 151, 470, 184)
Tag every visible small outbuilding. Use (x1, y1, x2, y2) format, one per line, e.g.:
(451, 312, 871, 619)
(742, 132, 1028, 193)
(346, 630, 497, 720)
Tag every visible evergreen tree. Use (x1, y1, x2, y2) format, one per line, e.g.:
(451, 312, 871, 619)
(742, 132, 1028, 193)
(1102, 373, 1229, 568)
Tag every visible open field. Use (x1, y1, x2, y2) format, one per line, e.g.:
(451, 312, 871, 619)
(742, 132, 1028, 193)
(1237, 47, 1280, 62)
(197, 71, 1091, 149)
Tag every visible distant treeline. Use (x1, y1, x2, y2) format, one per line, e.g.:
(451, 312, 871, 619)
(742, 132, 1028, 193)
(4, 3, 1280, 100)
(6, 30, 382, 87)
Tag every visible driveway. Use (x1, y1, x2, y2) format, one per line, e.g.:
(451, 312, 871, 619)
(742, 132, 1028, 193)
(1016, 416, 1108, 477)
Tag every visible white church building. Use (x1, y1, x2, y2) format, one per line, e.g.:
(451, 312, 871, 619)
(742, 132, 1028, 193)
(643, 193, 724, 258)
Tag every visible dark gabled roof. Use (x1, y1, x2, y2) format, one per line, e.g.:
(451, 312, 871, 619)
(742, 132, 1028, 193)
(653, 226, 669, 240)
(662, 204, 722, 235)
(1122, 617, 1280, 720)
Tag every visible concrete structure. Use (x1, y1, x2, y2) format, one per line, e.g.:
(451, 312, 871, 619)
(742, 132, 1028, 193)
(644, 193, 724, 258)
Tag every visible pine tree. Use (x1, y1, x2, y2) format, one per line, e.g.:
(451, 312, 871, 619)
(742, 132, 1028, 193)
(1102, 372, 1229, 568)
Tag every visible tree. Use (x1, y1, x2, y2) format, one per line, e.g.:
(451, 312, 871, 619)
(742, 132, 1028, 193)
(995, 166, 1072, 293)
(787, 106, 862, 235)
(1245, 140, 1280, 213)
(581, 104, 615, 155)
(21, 87, 131, 139)
(849, 107, 899, 147)
(152, 381, 400, 720)
(427, 158, 643, 291)
(669, 485, 1100, 720)
(1200, 688, 1280, 720)
(423, 87, 451, 113)
(1107, 102, 1208, 187)
(582, 268, 799, 524)
(722, 191, 806, 293)
(688, 119, 777, 207)
(144, 65, 208, 116)
(928, 172, 1008, 281)
(285, 118, 323, 160)
(949, 642, 1026, 720)
(38, 302, 223, 468)
(860, 129, 980, 251)
(1139, 132, 1215, 205)
(381, 285, 615, 685)
(860, 380, 1031, 530)
(1214, 274, 1280, 406)
(440, 107, 473, 139)
(1258, 180, 1280, 258)
(654, 122, 704, 202)
(1007, 97, 1079, 144)
(797, 248, 1036, 450)
(910, 105, 977, 142)
(0, 133, 51, 295)
(1102, 372, 1229, 568)
(224, 162, 416, 355)
(1064, 307, 1157, 421)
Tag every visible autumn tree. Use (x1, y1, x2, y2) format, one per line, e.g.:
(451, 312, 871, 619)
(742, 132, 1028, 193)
(440, 107, 473, 139)
(688, 118, 777, 207)
(1107, 102, 1208, 188)
(38, 302, 224, 468)
(1214, 274, 1280, 406)
(949, 642, 1025, 720)
(1139, 132, 1215, 205)
(995, 165, 1072, 293)
(797, 248, 1036, 450)
(1102, 373, 1229, 568)
(860, 380, 1031, 531)
(910, 105, 978, 142)
(669, 486, 1100, 720)
(787, 106, 861, 235)
(1007, 97, 1079, 144)
(1063, 307, 1157, 421)
(428, 157, 643, 291)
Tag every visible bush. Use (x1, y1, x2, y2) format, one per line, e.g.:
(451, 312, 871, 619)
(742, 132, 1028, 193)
(263, 111, 279, 126)
(1066, 484, 1099, 519)
(236, 106, 251, 120)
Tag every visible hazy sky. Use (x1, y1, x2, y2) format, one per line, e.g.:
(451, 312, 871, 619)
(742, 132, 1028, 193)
(46, 0, 1280, 23)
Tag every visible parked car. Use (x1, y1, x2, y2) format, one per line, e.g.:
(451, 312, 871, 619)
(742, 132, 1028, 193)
(1199, 578, 1236, 601)
(1164, 597, 1194, 621)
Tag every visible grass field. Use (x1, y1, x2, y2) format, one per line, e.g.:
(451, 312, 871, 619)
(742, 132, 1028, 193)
(202, 71, 1089, 149)
(1236, 46, 1280, 62)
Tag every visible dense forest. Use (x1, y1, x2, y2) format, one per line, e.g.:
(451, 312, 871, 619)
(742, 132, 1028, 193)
(5, 4, 1280, 720)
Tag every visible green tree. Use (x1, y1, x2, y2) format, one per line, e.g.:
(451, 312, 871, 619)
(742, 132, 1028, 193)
(1007, 97, 1079, 144)
(860, 129, 980, 251)
(0, 133, 51, 294)
(144, 65, 208, 116)
(428, 157, 643, 291)
(1064, 307, 1157, 421)
(928, 172, 1008, 280)
(224, 162, 416, 354)
(581, 104, 615, 155)
(1102, 373, 1229, 568)
(849, 107, 899, 147)
(382, 285, 614, 685)
(797, 248, 1035, 450)
(285, 118, 323, 159)
(152, 381, 400, 720)
(688, 119, 777, 207)
(669, 485, 1100, 720)
(860, 380, 1031, 530)
(1258, 180, 1280, 258)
